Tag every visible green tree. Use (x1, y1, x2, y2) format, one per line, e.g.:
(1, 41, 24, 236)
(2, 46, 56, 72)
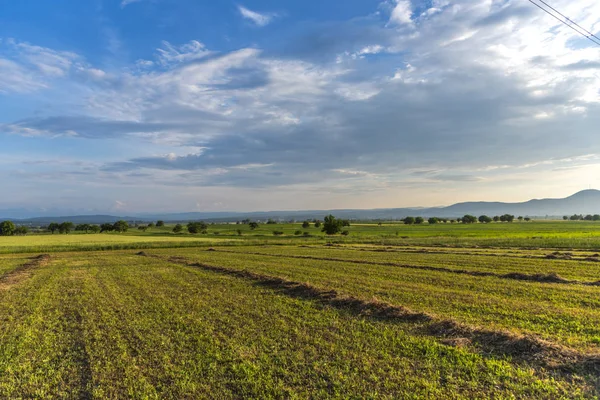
(112, 220, 129, 233)
(415, 217, 424, 224)
(478, 215, 492, 224)
(314, 221, 322, 228)
(58, 222, 75, 234)
(563, 216, 569, 221)
(584, 214, 593, 221)
(493, 216, 500, 222)
(173, 224, 183, 233)
(462, 215, 477, 224)
(90, 225, 101, 233)
(48, 222, 60, 234)
(403, 217, 415, 225)
(302, 221, 311, 229)
(156, 220, 165, 227)
(593, 215, 600, 221)
(500, 214, 515, 222)
(76, 223, 91, 233)
(100, 223, 114, 233)
(0, 221, 16, 236)
(428, 217, 438, 224)
(14, 226, 28, 236)
(524, 217, 531, 222)
(249, 222, 259, 230)
(187, 221, 208, 234)
(322, 214, 342, 235)
(266, 219, 277, 225)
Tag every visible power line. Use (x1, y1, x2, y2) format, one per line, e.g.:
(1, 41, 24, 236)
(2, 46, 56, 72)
(527, 0, 600, 47)
(536, 0, 600, 43)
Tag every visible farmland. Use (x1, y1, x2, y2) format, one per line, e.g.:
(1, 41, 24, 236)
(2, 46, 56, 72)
(1, 221, 599, 398)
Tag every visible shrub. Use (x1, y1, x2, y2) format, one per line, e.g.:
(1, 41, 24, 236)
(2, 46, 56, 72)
(341, 230, 350, 236)
(322, 215, 343, 235)
(187, 221, 208, 234)
(294, 230, 302, 235)
(14, 226, 28, 236)
(273, 231, 284, 236)
(0, 220, 16, 236)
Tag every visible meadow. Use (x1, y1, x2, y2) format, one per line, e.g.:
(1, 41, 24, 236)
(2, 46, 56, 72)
(0, 220, 599, 398)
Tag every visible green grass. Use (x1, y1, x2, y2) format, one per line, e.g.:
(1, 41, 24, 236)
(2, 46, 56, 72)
(0, 255, 32, 276)
(0, 233, 234, 254)
(1, 221, 600, 397)
(0, 251, 591, 398)
(154, 247, 600, 351)
(217, 245, 600, 282)
(4, 220, 600, 252)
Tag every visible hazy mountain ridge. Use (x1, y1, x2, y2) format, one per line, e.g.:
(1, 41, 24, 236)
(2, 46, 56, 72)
(2, 190, 600, 224)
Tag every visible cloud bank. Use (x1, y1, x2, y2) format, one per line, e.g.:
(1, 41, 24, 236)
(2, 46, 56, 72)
(1, 0, 600, 212)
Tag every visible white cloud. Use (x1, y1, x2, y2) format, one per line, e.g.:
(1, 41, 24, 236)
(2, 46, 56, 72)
(121, 0, 144, 8)
(389, 1, 413, 25)
(156, 40, 212, 66)
(4, 0, 600, 210)
(238, 5, 277, 27)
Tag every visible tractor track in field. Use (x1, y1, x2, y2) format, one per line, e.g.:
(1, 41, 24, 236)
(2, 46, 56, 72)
(204, 249, 600, 287)
(0, 254, 51, 291)
(138, 251, 600, 387)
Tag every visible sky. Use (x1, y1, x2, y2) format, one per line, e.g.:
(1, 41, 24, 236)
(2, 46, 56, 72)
(1, 0, 600, 215)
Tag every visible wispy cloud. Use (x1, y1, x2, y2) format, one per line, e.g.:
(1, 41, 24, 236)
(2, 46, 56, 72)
(121, 0, 144, 8)
(238, 5, 277, 27)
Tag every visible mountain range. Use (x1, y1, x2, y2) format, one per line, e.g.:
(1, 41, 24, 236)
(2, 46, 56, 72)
(2, 190, 600, 224)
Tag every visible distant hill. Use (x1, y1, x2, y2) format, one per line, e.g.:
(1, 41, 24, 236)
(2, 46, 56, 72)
(2, 190, 600, 224)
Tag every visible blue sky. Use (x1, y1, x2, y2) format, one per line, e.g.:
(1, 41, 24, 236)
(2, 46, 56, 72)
(1, 0, 600, 215)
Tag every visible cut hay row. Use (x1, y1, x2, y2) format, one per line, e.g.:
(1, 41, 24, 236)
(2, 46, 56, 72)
(140, 252, 600, 379)
(211, 249, 600, 286)
(0, 254, 51, 291)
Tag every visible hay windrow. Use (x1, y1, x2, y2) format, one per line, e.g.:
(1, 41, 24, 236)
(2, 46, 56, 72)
(0, 254, 51, 290)
(211, 249, 599, 287)
(139, 252, 600, 377)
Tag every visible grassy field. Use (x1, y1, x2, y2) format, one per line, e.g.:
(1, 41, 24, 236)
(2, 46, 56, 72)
(0, 221, 599, 398)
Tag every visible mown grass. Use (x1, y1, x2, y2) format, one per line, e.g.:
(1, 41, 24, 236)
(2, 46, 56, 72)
(218, 245, 600, 282)
(156, 247, 600, 351)
(0, 255, 32, 276)
(1, 222, 600, 397)
(0, 252, 591, 398)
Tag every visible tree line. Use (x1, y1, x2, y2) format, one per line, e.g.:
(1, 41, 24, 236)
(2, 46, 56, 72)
(563, 214, 600, 221)
(401, 214, 529, 224)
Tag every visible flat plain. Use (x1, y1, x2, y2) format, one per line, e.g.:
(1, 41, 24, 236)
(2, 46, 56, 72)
(1, 221, 599, 398)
